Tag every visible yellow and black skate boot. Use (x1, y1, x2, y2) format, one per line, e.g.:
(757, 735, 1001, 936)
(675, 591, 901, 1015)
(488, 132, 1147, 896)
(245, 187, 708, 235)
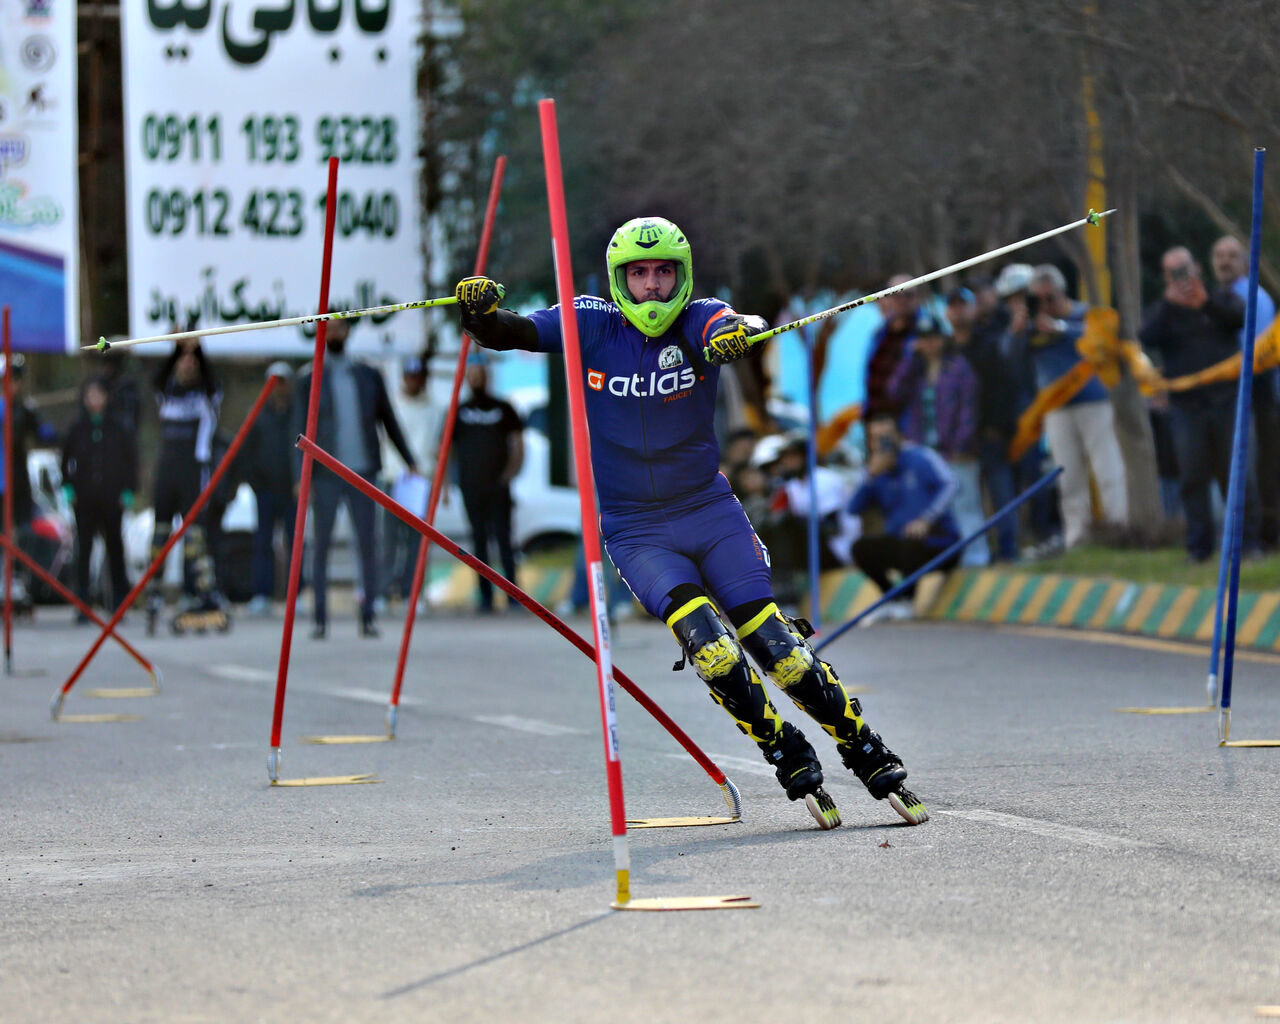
(762, 723, 841, 830)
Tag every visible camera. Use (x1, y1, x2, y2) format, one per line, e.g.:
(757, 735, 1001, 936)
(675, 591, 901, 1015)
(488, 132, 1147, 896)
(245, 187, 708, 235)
(1026, 294, 1041, 318)
(1170, 264, 1191, 282)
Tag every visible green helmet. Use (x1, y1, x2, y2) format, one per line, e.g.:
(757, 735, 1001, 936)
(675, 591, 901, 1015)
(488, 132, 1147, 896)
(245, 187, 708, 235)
(606, 217, 694, 337)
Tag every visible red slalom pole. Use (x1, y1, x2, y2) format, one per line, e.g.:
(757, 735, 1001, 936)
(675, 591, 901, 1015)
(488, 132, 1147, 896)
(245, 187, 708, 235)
(0, 534, 158, 684)
(387, 154, 506, 737)
(268, 157, 340, 780)
(299, 434, 736, 801)
(3, 307, 13, 675)
(538, 99, 631, 905)
(50, 373, 280, 719)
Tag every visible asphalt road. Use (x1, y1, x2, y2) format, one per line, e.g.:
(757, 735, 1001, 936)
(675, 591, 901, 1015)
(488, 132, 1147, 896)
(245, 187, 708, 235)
(3, 603, 1279, 1023)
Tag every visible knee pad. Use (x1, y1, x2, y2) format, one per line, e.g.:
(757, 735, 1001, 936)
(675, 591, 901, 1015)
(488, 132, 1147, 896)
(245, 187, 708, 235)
(667, 594, 783, 747)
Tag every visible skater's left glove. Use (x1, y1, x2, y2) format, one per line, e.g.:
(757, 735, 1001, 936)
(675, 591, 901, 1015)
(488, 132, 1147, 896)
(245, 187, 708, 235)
(703, 313, 762, 365)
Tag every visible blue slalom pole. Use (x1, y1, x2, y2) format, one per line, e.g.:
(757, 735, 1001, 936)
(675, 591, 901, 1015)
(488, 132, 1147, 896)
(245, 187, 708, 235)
(1206, 411, 1242, 708)
(804, 325, 822, 631)
(814, 466, 1063, 653)
(1218, 147, 1266, 744)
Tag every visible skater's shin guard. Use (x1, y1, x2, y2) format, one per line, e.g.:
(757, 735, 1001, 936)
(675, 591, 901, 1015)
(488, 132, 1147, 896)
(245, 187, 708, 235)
(666, 595, 784, 749)
(737, 603, 906, 798)
(737, 603, 866, 744)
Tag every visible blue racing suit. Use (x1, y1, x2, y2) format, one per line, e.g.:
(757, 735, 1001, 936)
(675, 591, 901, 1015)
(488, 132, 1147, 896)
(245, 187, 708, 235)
(483, 295, 773, 618)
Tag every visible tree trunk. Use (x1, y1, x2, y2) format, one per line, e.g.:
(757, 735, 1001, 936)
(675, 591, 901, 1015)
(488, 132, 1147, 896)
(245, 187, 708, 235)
(1109, 161, 1164, 536)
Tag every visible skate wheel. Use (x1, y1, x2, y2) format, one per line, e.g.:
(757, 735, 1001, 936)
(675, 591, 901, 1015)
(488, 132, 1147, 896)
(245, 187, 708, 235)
(887, 788, 929, 826)
(804, 788, 842, 830)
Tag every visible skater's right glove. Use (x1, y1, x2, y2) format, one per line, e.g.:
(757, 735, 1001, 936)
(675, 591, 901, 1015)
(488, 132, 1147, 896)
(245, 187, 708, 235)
(455, 277, 506, 317)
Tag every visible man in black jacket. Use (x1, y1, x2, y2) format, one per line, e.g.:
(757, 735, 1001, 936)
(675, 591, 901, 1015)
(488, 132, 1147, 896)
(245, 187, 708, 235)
(295, 319, 417, 638)
(245, 362, 296, 616)
(61, 377, 136, 617)
(1139, 246, 1259, 562)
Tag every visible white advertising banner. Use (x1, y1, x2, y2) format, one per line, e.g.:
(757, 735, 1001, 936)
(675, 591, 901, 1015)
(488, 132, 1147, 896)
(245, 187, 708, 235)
(0, 0, 78, 353)
(122, 0, 423, 356)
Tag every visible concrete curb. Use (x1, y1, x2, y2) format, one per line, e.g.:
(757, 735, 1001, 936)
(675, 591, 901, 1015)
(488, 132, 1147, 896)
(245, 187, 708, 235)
(427, 565, 1280, 653)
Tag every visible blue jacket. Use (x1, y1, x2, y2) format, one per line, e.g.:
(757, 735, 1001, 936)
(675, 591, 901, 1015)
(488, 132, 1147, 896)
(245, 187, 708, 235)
(849, 443, 960, 546)
(527, 297, 731, 512)
(1026, 301, 1107, 406)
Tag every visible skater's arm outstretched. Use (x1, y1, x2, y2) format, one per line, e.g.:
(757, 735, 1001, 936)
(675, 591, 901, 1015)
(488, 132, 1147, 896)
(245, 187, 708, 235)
(455, 277, 540, 352)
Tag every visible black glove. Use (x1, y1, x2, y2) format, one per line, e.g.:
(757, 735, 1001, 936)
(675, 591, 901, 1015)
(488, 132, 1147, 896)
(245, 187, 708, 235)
(703, 313, 759, 365)
(455, 276, 506, 317)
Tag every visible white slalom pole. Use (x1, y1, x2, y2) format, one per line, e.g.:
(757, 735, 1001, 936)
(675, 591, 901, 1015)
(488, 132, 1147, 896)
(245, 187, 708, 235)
(739, 209, 1114, 350)
(85, 294, 464, 352)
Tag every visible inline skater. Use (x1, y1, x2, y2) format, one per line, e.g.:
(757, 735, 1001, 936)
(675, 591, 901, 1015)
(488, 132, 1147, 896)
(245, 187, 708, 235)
(147, 338, 230, 635)
(452, 217, 927, 829)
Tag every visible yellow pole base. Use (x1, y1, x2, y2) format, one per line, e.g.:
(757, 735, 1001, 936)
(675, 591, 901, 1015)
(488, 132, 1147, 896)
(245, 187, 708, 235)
(1222, 740, 1280, 747)
(626, 816, 741, 829)
(300, 735, 392, 744)
(56, 713, 141, 723)
(612, 895, 760, 911)
(1114, 706, 1214, 715)
(270, 774, 381, 787)
(84, 688, 159, 699)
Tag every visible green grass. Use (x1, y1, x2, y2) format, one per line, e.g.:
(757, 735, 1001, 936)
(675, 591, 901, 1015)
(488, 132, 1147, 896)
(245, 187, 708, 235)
(1023, 545, 1280, 591)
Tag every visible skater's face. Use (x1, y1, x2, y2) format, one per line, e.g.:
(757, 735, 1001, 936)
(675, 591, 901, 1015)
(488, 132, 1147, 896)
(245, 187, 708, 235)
(83, 382, 108, 416)
(624, 260, 678, 303)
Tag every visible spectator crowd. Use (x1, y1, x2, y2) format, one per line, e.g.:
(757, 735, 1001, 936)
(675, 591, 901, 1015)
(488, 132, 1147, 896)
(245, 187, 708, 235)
(723, 235, 1280, 622)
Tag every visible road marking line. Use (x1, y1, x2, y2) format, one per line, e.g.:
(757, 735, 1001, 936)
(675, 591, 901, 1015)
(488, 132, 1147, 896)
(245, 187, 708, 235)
(209, 664, 276, 683)
(942, 809, 1150, 849)
(665, 752, 774, 777)
(331, 687, 425, 707)
(472, 714, 586, 736)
